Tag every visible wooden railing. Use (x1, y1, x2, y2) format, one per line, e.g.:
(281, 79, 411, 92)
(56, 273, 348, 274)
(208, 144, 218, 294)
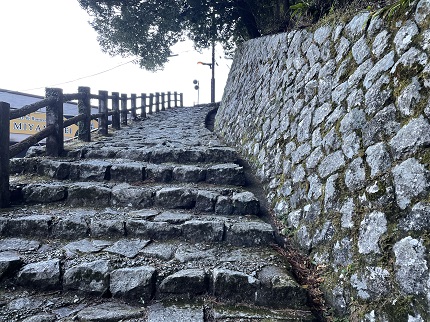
(0, 86, 184, 207)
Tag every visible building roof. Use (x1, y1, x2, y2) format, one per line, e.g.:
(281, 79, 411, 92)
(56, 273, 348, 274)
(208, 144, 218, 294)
(0, 88, 98, 116)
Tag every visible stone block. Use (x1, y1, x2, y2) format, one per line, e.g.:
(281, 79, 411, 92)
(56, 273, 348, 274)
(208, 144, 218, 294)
(159, 269, 208, 295)
(67, 183, 111, 207)
(6, 215, 52, 237)
(111, 184, 155, 208)
(256, 266, 307, 309)
(182, 220, 224, 243)
(90, 219, 125, 238)
(231, 192, 260, 215)
(225, 222, 274, 246)
(195, 190, 217, 212)
(206, 164, 245, 186)
(17, 259, 60, 290)
(173, 165, 206, 183)
(110, 164, 144, 182)
(212, 268, 259, 303)
(110, 266, 156, 301)
(358, 211, 387, 254)
(0, 251, 22, 279)
(22, 184, 67, 203)
(126, 220, 182, 240)
(76, 303, 144, 321)
(155, 187, 196, 209)
(145, 164, 173, 182)
(63, 260, 112, 295)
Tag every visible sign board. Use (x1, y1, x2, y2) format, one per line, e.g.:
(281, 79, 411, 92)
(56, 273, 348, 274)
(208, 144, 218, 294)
(10, 111, 97, 140)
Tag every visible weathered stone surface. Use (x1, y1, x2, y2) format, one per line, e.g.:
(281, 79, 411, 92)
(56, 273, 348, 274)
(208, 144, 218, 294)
(104, 239, 150, 258)
(17, 259, 60, 290)
(155, 187, 196, 209)
(393, 237, 428, 295)
(390, 116, 430, 159)
(333, 238, 353, 267)
(344, 12, 370, 39)
(372, 30, 390, 58)
(51, 214, 89, 239)
(394, 20, 419, 55)
(39, 160, 71, 180)
(391, 47, 428, 75)
(400, 202, 430, 231)
(172, 165, 206, 183)
(140, 243, 176, 260)
(145, 164, 173, 182)
(358, 212, 387, 254)
(342, 132, 361, 159)
(182, 220, 224, 243)
(350, 267, 390, 300)
(6, 215, 52, 237)
(21, 314, 56, 322)
(392, 158, 429, 209)
(363, 51, 395, 89)
(111, 184, 155, 208)
(67, 183, 111, 207)
(256, 265, 307, 309)
(0, 251, 22, 279)
(110, 266, 156, 301)
(22, 184, 67, 203)
(0, 238, 40, 252)
(147, 303, 204, 322)
(362, 104, 400, 147)
(231, 191, 260, 215)
(126, 220, 182, 240)
(345, 157, 366, 191)
(160, 269, 208, 295)
(154, 211, 192, 223)
(195, 190, 217, 212)
(318, 151, 345, 178)
(213, 268, 259, 303)
(225, 222, 274, 246)
(76, 302, 144, 321)
(90, 219, 125, 238)
(415, 0, 430, 26)
(206, 164, 245, 186)
(110, 164, 144, 182)
(365, 143, 391, 177)
(78, 160, 111, 181)
(63, 239, 111, 257)
(63, 260, 111, 295)
(352, 36, 370, 64)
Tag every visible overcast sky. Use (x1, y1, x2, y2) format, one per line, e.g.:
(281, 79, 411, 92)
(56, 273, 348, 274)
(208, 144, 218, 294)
(0, 0, 232, 106)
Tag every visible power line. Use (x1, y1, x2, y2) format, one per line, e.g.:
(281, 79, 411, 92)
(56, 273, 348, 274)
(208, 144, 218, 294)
(21, 59, 138, 92)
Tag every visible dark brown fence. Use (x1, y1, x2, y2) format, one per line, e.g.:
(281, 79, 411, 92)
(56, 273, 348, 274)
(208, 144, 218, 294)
(0, 87, 184, 207)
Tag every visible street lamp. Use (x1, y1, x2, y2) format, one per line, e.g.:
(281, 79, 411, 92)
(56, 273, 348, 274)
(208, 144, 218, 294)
(197, 42, 216, 103)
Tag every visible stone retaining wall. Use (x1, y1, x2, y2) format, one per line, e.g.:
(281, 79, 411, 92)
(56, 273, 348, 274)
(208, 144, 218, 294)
(215, 1, 430, 320)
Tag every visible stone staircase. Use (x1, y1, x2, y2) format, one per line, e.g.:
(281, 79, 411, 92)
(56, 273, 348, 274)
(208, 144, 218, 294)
(0, 105, 317, 321)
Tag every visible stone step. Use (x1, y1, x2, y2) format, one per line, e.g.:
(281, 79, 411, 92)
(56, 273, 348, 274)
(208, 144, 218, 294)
(27, 145, 240, 165)
(0, 207, 273, 246)
(11, 181, 260, 216)
(0, 237, 310, 313)
(0, 291, 317, 321)
(10, 158, 246, 186)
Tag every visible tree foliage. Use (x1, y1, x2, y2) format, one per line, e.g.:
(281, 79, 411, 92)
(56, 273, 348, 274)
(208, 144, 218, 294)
(78, 0, 390, 70)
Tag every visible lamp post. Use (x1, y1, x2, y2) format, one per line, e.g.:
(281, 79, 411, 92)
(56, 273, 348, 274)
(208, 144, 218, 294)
(197, 42, 216, 103)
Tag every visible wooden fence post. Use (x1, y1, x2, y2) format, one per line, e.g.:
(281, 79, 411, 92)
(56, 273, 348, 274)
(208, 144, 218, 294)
(121, 94, 128, 125)
(112, 92, 120, 130)
(167, 92, 172, 109)
(149, 94, 154, 114)
(174, 92, 178, 107)
(46, 88, 64, 155)
(141, 93, 147, 118)
(180, 93, 184, 107)
(98, 90, 108, 135)
(0, 102, 10, 208)
(155, 93, 160, 113)
(161, 93, 166, 111)
(131, 94, 137, 120)
(78, 86, 91, 142)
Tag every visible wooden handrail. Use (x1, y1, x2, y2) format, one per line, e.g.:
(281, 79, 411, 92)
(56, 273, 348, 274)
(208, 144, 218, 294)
(9, 97, 56, 120)
(10, 125, 55, 158)
(0, 86, 184, 208)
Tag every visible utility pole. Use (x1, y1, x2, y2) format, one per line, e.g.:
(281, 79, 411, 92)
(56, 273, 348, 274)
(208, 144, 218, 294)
(211, 41, 215, 103)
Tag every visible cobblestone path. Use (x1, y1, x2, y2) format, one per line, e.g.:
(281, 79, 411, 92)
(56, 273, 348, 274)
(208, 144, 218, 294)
(1, 105, 317, 321)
